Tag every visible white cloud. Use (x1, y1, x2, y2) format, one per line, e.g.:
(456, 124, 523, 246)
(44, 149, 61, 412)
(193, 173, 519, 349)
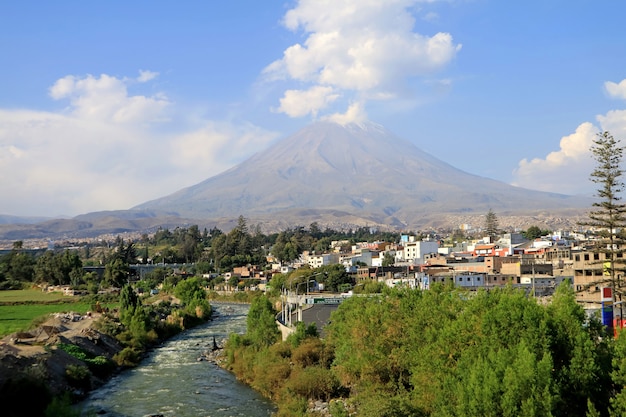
(264, 0, 460, 119)
(605, 79, 626, 100)
(171, 121, 278, 170)
(137, 70, 159, 83)
(512, 78, 626, 196)
(512, 122, 597, 195)
(0, 73, 279, 217)
(49, 73, 170, 124)
(276, 86, 340, 117)
(323, 102, 368, 125)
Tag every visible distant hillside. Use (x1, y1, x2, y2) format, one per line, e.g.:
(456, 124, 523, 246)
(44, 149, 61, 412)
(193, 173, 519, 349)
(0, 214, 54, 225)
(0, 121, 594, 241)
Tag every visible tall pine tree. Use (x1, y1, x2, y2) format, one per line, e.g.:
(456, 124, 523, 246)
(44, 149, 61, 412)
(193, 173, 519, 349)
(583, 131, 626, 321)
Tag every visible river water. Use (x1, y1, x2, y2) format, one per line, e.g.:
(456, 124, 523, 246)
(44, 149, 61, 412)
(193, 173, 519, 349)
(79, 303, 276, 417)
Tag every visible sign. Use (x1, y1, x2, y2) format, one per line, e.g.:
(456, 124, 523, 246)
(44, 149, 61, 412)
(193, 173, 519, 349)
(603, 302, 614, 329)
(306, 297, 343, 305)
(602, 287, 614, 329)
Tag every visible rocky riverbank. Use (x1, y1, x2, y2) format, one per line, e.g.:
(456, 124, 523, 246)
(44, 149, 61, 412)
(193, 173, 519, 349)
(0, 312, 124, 399)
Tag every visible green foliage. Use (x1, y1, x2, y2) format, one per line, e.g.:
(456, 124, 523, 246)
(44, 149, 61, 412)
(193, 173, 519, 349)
(174, 276, 211, 321)
(246, 295, 280, 348)
(317, 264, 353, 292)
(113, 346, 142, 367)
(34, 250, 83, 286)
(382, 252, 395, 267)
(484, 208, 499, 238)
(323, 285, 615, 417)
(580, 130, 626, 316)
(174, 276, 205, 304)
(44, 393, 81, 417)
(119, 284, 139, 326)
(103, 258, 129, 288)
(65, 364, 91, 390)
(286, 366, 340, 401)
(523, 225, 551, 240)
(0, 248, 35, 286)
(287, 321, 319, 347)
(57, 343, 115, 377)
(353, 281, 385, 294)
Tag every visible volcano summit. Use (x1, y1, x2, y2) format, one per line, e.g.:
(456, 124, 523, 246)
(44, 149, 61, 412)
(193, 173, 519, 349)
(135, 121, 589, 229)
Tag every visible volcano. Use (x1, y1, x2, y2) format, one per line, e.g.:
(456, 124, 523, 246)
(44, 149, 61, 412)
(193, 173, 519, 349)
(135, 121, 589, 229)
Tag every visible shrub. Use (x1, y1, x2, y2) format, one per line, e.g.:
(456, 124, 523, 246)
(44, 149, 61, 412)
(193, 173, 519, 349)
(113, 347, 141, 367)
(292, 338, 325, 367)
(252, 348, 292, 399)
(65, 364, 91, 390)
(285, 366, 340, 401)
(274, 395, 308, 417)
(44, 393, 81, 417)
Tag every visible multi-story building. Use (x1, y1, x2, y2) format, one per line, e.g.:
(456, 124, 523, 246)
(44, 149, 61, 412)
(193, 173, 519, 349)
(572, 249, 626, 308)
(402, 240, 439, 264)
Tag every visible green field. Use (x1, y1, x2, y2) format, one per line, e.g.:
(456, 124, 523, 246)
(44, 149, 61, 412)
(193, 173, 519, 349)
(0, 289, 118, 337)
(0, 288, 68, 303)
(0, 303, 97, 336)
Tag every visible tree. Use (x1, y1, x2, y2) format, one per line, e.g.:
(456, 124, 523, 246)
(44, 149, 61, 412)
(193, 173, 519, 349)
(382, 252, 395, 267)
(484, 208, 499, 240)
(246, 295, 280, 348)
(103, 258, 129, 288)
(119, 284, 140, 326)
(523, 225, 550, 240)
(581, 131, 626, 321)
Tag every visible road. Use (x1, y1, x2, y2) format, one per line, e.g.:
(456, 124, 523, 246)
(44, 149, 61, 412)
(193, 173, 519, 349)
(300, 304, 339, 336)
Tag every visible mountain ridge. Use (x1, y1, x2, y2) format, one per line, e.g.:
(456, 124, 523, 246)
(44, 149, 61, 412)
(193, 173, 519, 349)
(135, 120, 590, 224)
(0, 121, 593, 240)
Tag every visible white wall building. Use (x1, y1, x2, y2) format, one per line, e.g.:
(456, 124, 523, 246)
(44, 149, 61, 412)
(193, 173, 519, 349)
(402, 240, 439, 264)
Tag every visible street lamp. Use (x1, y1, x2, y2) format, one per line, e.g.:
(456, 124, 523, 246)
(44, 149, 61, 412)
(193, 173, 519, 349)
(283, 271, 327, 327)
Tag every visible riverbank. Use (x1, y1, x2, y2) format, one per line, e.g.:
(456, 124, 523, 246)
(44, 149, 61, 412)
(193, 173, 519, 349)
(0, 310, 125, 416)
(77, 303, 276, 417)
(0, 290, 213, 416)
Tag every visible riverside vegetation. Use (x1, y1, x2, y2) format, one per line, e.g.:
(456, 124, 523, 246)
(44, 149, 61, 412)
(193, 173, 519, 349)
(223, 284, 626, 417)
(0, 279, 212, 417)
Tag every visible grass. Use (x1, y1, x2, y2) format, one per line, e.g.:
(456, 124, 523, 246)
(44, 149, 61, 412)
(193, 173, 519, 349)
(0, 288, 68, 303)
(0, 303, 95, 336)
(0, 289, 120, 337)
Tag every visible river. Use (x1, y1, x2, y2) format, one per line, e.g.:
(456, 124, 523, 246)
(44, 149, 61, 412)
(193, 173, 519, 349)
(78, 303, 276, 416)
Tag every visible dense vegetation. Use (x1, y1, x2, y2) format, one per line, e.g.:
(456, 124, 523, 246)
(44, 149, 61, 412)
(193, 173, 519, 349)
(223, 284, 626, 417)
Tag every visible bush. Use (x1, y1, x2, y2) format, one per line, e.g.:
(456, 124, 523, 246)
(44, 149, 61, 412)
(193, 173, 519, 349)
(292, 338, 324, 367)
(65, 364, 91, 390)
(57, 343, 115, 377)
(113, 347, 141, 367)
(45, 393, 81, 417)
(285, 366, 340, 401)
(252, 348, 292, 399)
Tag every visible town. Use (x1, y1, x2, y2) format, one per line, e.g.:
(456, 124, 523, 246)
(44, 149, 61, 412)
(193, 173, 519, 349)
(1, 212, 617, 322)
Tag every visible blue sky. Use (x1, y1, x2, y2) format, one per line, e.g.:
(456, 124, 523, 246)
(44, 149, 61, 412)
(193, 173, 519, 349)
(2, 0, 626, 217)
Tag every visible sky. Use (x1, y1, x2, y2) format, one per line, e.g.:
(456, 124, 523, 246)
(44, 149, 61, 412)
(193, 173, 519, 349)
(2, 0, 626, 217)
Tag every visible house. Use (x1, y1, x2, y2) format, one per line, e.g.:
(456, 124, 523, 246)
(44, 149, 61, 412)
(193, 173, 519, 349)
(402, 240, 439, 264)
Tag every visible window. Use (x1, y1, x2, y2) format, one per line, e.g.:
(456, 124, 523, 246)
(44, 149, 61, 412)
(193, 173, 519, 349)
(584, 254, 590, 261)
(594, 253, 600, 260)
(575, 255, 580, 262)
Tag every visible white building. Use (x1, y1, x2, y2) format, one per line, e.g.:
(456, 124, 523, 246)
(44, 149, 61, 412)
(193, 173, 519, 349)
(402, 240, 439, 264)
